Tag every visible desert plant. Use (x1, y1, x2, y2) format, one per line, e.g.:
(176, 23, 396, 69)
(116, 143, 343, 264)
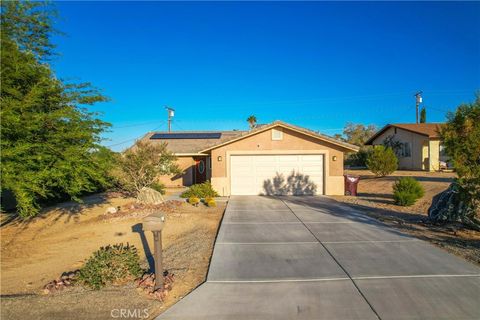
(393, 177, 425, 206)
(150, 182, 166, 195)
(206, 199, 217, 207)
(345, 147, 372, 167)
(188, 197, 200, 206)
(366, 145, 398, 177)
(113, 141, 180, 198)
(78, 243, 143, 290)
(439, 95, 480, 228)
(180, 182, 219, 198)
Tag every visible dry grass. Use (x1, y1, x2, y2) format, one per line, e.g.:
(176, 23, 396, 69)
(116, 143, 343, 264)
(332, 170, 480, 265)
(1, 193, 225, 319)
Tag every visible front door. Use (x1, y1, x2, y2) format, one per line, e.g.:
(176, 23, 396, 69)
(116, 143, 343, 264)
(194, 157, 207, 184)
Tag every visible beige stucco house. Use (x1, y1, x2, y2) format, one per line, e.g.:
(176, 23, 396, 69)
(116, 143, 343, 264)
(139, 121, 359, 196)
(365, 123, 448, 171)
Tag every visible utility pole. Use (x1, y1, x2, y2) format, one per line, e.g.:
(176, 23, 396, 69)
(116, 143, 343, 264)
(165, 106, 175, 132)
(414, 91, 423, 124)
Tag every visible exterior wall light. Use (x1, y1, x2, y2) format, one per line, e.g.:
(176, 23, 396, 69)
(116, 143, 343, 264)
(332, 156, 337, 161)
(217, 156, 222, 162)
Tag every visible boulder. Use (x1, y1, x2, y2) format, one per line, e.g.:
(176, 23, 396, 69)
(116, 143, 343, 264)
(105, 206, 117, 214)
(428, 182, 475, 223)
(137, 187, 164, 205)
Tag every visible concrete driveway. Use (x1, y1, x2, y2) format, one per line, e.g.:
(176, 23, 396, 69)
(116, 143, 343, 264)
(158, 196, 480, 320)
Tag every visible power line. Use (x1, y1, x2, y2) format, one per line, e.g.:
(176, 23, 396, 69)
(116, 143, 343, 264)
(184, 90, 473, 109)
(106, 121, 166, 148)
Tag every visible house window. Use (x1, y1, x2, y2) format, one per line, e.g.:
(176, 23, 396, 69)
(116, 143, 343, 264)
(400, 142, 411, 157)
(272, 128, 283, 141)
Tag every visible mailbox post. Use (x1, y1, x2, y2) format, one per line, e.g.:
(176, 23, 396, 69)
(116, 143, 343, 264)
(142, 212, 165, 291)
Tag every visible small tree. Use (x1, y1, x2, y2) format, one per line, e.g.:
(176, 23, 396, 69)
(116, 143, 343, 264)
(342, 122, 377, 146)
(439, 95, 480, 226)
(246, 115, 257, 129)
(114, 141, 180, 198)
(366, 145, 398, 177)
(420, 107, 427, 123)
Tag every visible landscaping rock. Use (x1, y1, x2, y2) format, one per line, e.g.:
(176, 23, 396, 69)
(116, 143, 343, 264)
(137, 187, 164, 205)
(105, 206, 118, 214)
(428, 182, 474, 223)
(42, 271, 78, 294)
(136, 271, 174, 301)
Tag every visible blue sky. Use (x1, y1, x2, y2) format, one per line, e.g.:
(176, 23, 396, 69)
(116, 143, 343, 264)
(51, 1, 480, 151)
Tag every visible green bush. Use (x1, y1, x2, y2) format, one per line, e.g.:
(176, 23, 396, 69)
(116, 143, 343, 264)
(345, 147, 371, 167)
(78, 243, 143, 290)
(150, 182, 166, 195)
(366, 145, 398, 177)
(393, 177, 425, 206)
(180, 182, 219, 198)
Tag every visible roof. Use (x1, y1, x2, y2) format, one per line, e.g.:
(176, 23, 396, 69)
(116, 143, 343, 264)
(200, 120, 360, 152)
(138, 130, 245, 154)
(365, 123, 445, 145)
(136, 120, 359, 154)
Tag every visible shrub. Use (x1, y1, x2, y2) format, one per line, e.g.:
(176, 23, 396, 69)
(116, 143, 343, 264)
(206, 199, 217, 207)
(150, 182, 166, 195)
(366, 145, 398, 177)
(188, 197, 200, 206)
(180, 182, 219, 198)
(78, 243, 143, 290)
(112, 141, 180, 198)
(439, 95, 480, 228)
(393, 177, 425, 206)
(345, 147, 371, 167)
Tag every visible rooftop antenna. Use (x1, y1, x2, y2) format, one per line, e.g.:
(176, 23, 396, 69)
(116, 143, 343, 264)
(414, 91, 423, 124)
(165, 106, 175, 132)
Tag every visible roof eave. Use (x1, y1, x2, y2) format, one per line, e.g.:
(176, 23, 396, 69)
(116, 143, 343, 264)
(200, 121, 360, 153)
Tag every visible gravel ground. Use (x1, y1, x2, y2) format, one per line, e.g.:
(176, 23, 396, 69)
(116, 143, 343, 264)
(1, 194, 225, 319)
(332, 170, 480, 265)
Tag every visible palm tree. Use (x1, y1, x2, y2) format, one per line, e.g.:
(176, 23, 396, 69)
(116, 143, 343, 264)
(247, 115, 257, 129)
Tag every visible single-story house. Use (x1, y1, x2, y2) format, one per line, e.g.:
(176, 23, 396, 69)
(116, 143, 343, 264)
(364, 123, 448, 171)
(138, 121, 359, 196)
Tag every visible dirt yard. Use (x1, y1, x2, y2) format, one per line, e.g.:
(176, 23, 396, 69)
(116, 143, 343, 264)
(1, 193, 225, 319)
(332, 170, 480, 265)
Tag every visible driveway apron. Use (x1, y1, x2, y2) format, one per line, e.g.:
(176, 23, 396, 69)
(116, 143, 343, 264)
(158, 196, 480, 320)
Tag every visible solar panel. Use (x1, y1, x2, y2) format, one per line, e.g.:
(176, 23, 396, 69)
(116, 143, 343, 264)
(150, 132, 222, 140)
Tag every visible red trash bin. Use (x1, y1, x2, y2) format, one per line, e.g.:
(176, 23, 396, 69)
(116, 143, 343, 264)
(344, 174, 360, 196)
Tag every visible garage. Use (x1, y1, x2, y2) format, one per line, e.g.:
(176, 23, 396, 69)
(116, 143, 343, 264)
(230, 154, 324, 195)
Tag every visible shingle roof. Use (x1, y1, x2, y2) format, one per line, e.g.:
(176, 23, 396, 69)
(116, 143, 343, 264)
(138, 130, 245, 153)
(365, 123, 445, 145)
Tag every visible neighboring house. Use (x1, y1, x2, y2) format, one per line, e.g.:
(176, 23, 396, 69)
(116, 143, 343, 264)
(138, 121, 359, 196)
(365, 123, 448, 171)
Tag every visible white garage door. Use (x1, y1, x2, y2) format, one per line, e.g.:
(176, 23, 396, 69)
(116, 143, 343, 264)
(230, 154, 324, 195)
